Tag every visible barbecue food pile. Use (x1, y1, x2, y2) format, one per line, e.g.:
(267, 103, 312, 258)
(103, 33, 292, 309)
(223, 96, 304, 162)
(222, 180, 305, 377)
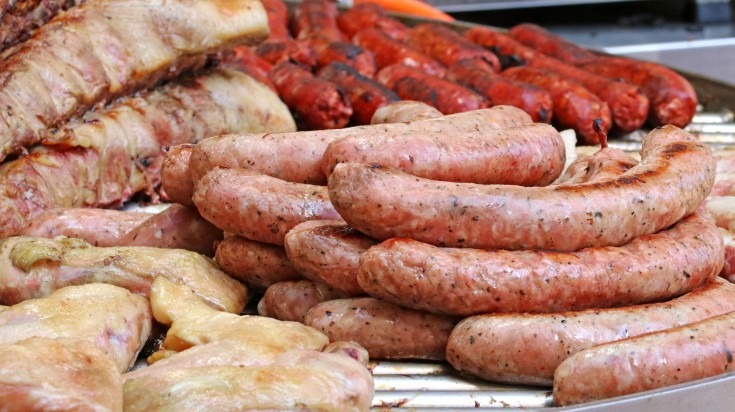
(0, 0, 730, 410)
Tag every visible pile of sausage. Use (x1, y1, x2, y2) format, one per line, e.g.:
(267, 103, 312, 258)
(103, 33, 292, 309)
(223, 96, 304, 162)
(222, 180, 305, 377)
(146, 85, 731, 406)
(229, 0, 698, 146)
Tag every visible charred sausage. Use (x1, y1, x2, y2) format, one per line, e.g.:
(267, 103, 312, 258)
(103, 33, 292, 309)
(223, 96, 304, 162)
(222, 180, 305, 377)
(377, 64, 489, 114)
(405, 23, 500, 71)
(284, 220, 378, 295)
(322, 122, 565, 186)
(447, 278, 735, 386)
(312, 40, 377, 79)
(260, 0, 291, 41)
(318, 62, 398, 124)
(353, 28, 446, 78)
(291, 0, 346, 43)
(268, 61, 353, 130)
(553, 309, 735, 406)
(337, 3, 409, 41)
(215, 235, 302, 289)
(509, 23, 597, 65)
(193, 167, 341, 245)
(328, 126, 715, 251)
(578, 57, 697, 128)
(255, 40, 319, 71)
(465, 27, 649, 132)
(304, 297, 458, 360)
(189, 106, 533, 186)
(258, 280, 348, 322)
(502, 66, 611, 144)
(370, 100, 443, 124)
(447, 57, 552, 123)
(358, 214, 723, 316)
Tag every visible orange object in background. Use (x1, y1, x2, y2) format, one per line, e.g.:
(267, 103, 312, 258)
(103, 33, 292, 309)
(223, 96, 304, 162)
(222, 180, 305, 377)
(354, 0, 454, 21)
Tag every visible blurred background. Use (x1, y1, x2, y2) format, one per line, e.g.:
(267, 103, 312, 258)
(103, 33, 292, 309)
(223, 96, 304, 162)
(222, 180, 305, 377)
(427, 0, 735, 85)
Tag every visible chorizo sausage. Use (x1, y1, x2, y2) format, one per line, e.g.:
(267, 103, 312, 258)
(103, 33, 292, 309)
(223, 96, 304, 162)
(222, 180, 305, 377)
(322, 122, 565, 186)
(260, 0, 291, 41)
(304, 297, 458, 360)
(553, 309, 735, 406)
(327, 126, 715, 251)
(258, 280, 348, 322)
(358, 214, 723, 316)
(370, 100, 443, 124)
(447, 278, 735, 386)
(215, 235, 302, 289)
(337, 3, 409, 41)
(447, 57, 552, 123)
(189, 105, 533, 186)
(312, 40, 377, 79)
(317, 62, 396, 125)
(509, 23, 597, 65)
(578, 56, 698, 128)
(405, 23, 500, 71)
(268, 61, 353, 130)
(353, 28, 446, 78)
(377, 64, 489, 114)
(291, 0, 346, 43)
(193, 167, 341, 245)
(465, 27, 649, 132)
(502, 66, 611, 144)
(284, 220, 378, 295)
(255, 40, 319, 70)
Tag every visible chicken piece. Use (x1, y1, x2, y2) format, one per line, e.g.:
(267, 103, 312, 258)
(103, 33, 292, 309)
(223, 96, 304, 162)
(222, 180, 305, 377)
(0, 236, 247, 314)
(19, 208, 153, 247)
(149, 278, 327, 354)
(0, 336, 122, 412)
(124, 349, 374, 412)
(0, 283, 151, 372)
(0, 68, 295, 238)
(0, 0, 269, 162)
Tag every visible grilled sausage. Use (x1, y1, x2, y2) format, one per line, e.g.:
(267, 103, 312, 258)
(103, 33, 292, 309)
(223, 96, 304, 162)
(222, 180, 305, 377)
(447, 278, 735, 386)
(447, 57, 552, 123)
(337, 3, 409, 41)
(258, 280, 348, 322)
(322, 122, 565, 186)
(161, 144, 195, 206)
(578, 57, 697, 128)
(19, 208, 153, 247)
(502, 66, 611, 144)
(118, 205, 223, 257)
(312, 40, 377, 79)
(268, 61, 353, 130)
(189, 105, 533, 186)
(353, 28, 446, 78)
(256, 39, 319, 70)
(405, 23, 500, 71)
(318, 62, 398, 123)
(328, 125, 715, 251)
(221, 46, 277, 91)
(358, 214, 723, 316)
(554, 147, 638, 186)
(260, 0, 291, 41)
(465, 27, 649, 132)
(292, 0, 346, 43)
(377, 64, 489, 114)
(193, 167, 341, 245)
(553, 309, 735, 406)
(304, 297, 458, 360)
(284, 220, 378, 295)
(509, 23, 597, 65)
(215, 236, 302, 289)
(370, 100, 443, 124)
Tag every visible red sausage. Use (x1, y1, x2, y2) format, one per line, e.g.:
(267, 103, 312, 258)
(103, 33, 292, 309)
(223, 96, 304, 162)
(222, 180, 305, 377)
(353, 28, 446, 77)
(553, 309, 735, 405)
(261, 0, 291, 41)
(509, 23, 597, 65)
(327, 125, 715, 251)
(447, 58, 552, 123)
(268, 61, 352, 130)
(317, 62, 399, 125)
(292, 0, 346, 43)
(405, 23, 500, 71)
(358, 214, 723, 316)
(465, 27, 649, 132)
(578, 57, 698, 128)
(447, 278, 735, 386)
(502, 66, 611, 144)
(255, 40, 319, 70)
(337, 3, 409, 41)
(377, 64, 488, 114)
(312, 40, 377, 79)
(220, 47, 277, 91)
